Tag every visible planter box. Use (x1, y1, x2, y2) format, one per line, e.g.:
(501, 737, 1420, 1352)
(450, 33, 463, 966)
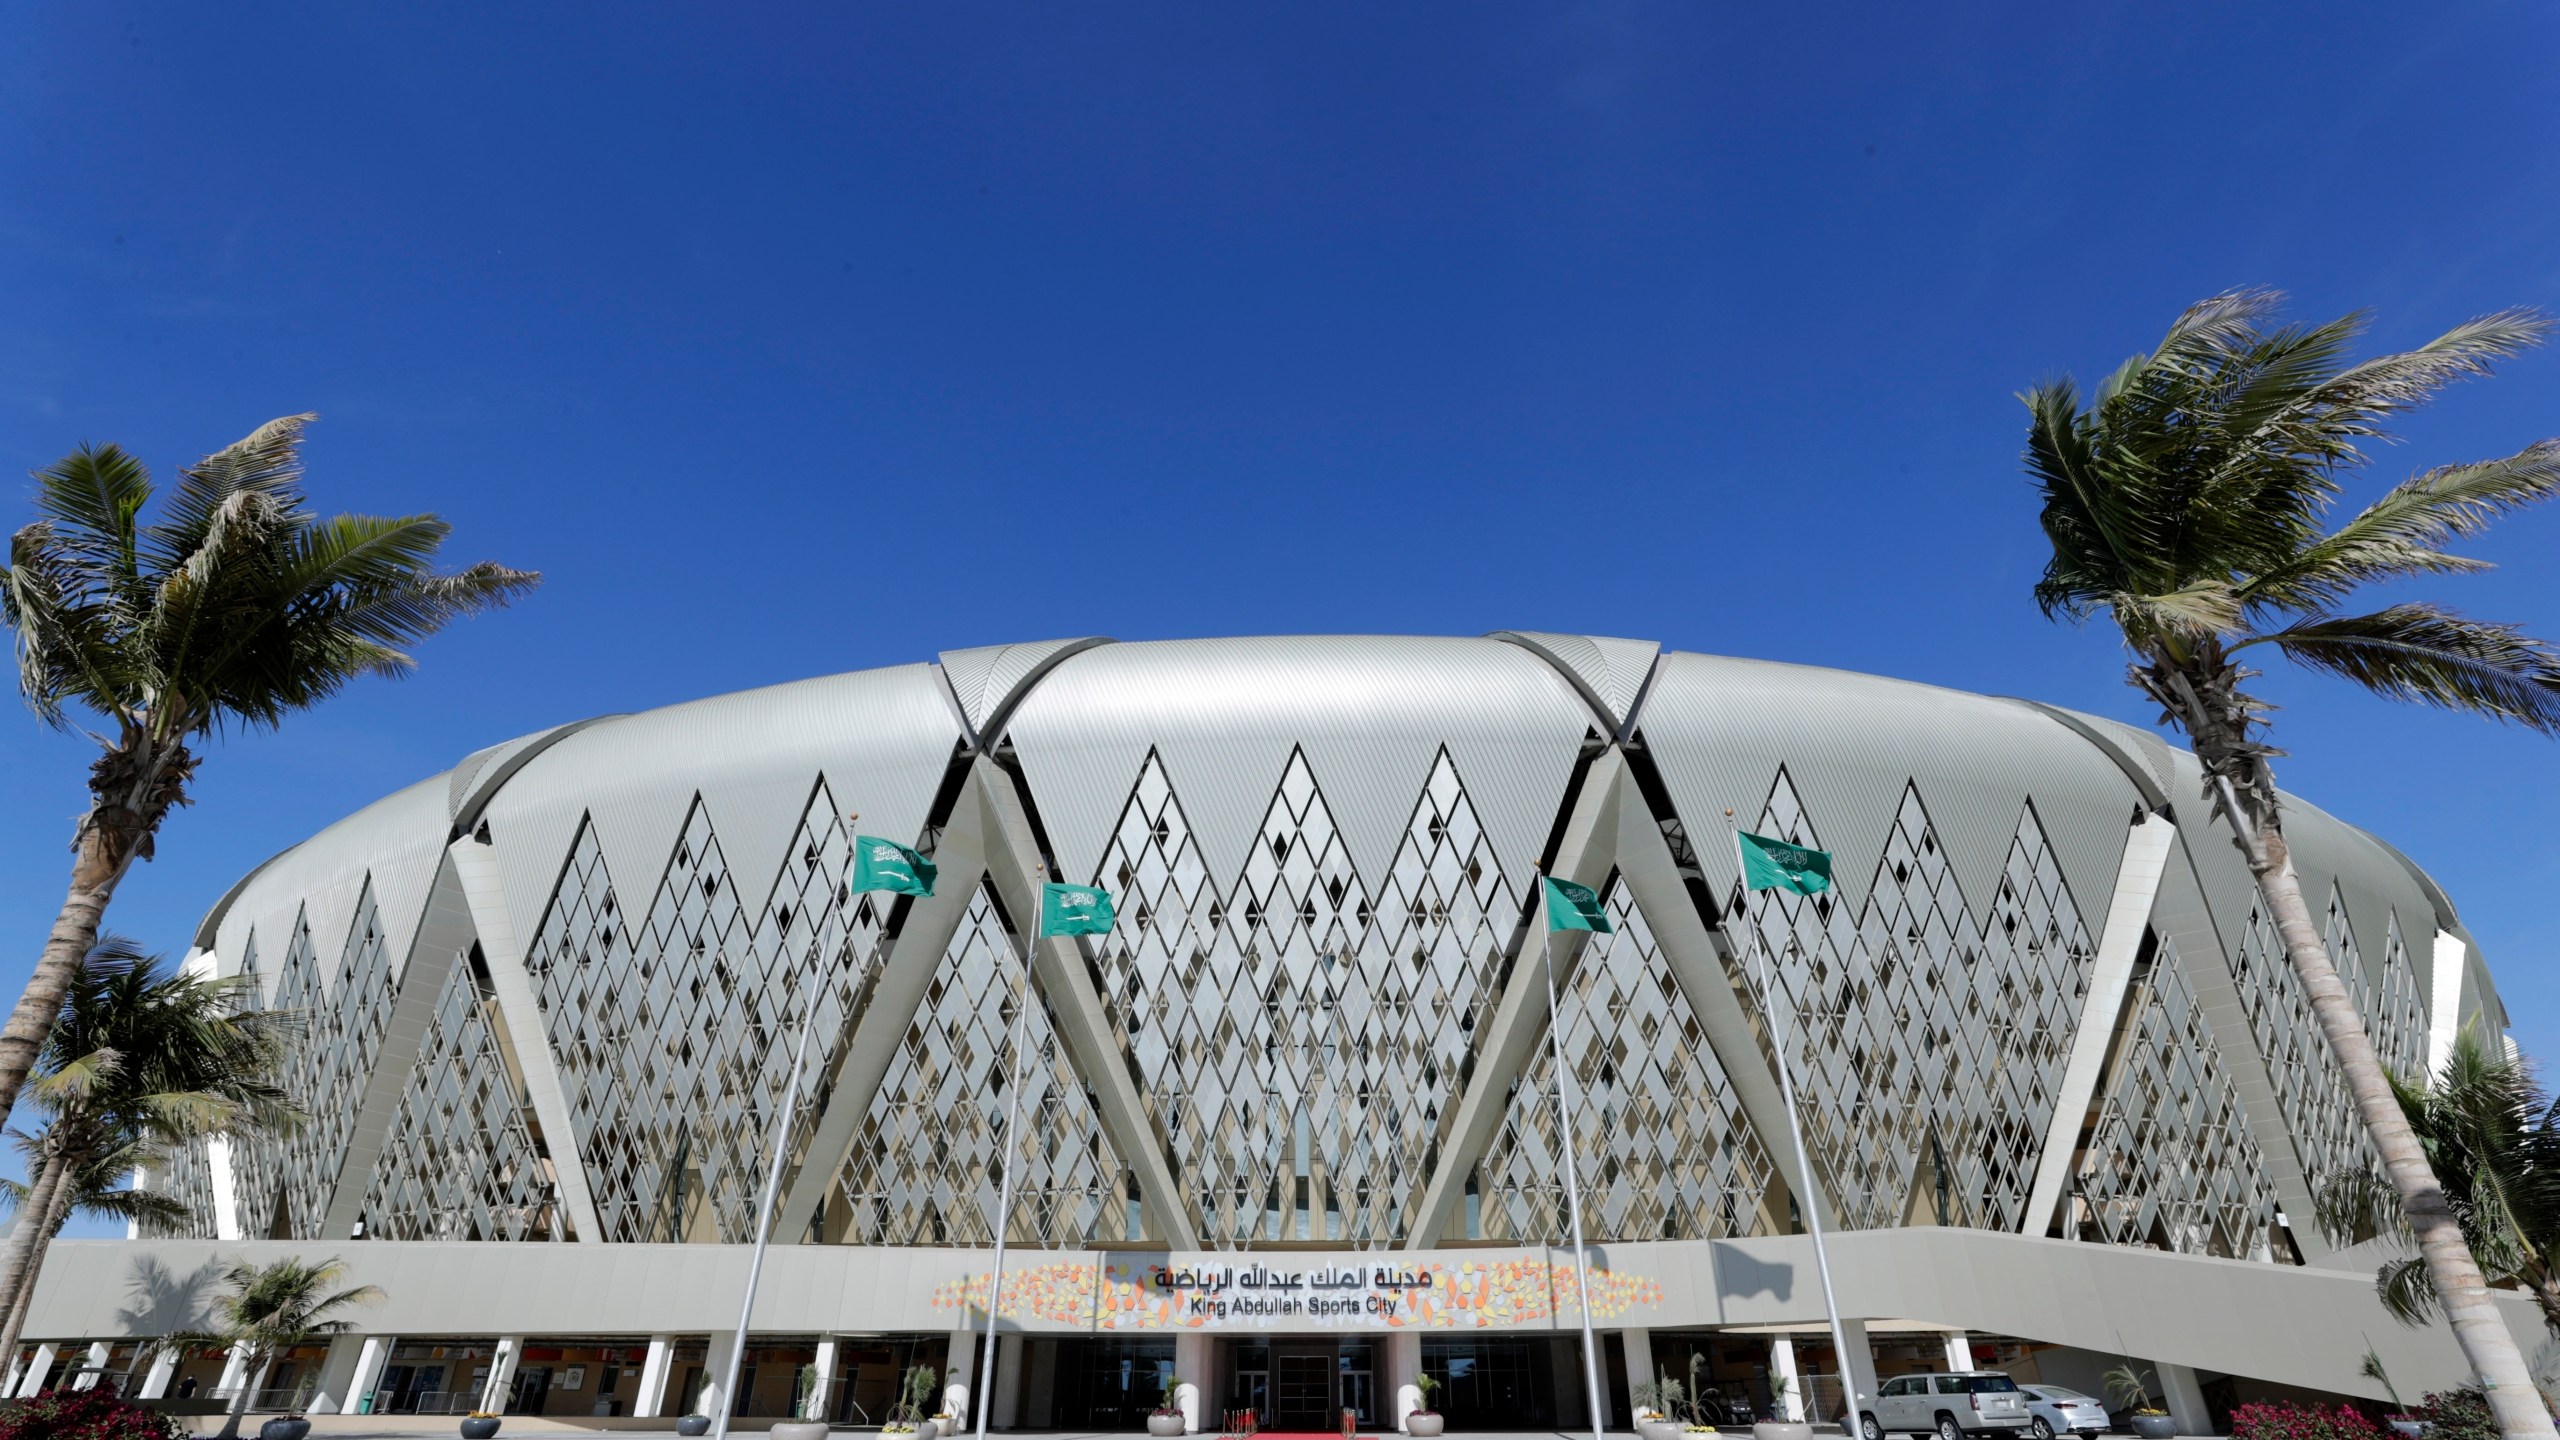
(2130, 1416, 2178, 1439)
(772, 1424, 832, 1440)
(676, 1418, 712, 1438)
(1755, 1423, 1813, 1440)
(1407, 1415, 1445, 1438)
(1148, 1413, 1188, 1436)
(459, 1420, 501, 1440)
(259, 1421, 314, 1440)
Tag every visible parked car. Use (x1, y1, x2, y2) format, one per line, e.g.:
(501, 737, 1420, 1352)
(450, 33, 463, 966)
(2019, 1385, 2110, 1440)
(1863, 1373, 2034, 1440)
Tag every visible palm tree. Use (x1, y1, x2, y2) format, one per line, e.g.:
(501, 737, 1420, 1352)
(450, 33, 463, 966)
(0, 938, 299, 1363)
(2024, 289, 2560, 1437)
(2318, 1031, 2560, 1336)
(0, 414, 536, 1130)
(0, 1131, 188, 1374)
(182, 1255, 382, 1439)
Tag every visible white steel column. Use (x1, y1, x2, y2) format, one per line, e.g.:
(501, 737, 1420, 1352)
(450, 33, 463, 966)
(343, 1335, 394, 1414)
(1389, 1330, 1424, 1433)
(1942, 1332, 1974, 1373)
(1621, 1330, 1655, 1420)
(1174, 1332, 1212, 1433)
(71, 1341, 109, 1390)
(810, 1339, 838, 1424)
(480, 1336, 524, 1415)
(307, 1333, 365, 1412)
(1768, 1338, 1803, 1423)
(943, 1327, 976, 1426)
(2023, 812, 2178, 1234)
(2157, 1362, 2212, 1437)
(20, 1342, 58, 1396)
(138, 1347, 179, 1400)
(635, 1335, 674, 1419)
(2431, 931, 2469, 1076)
(697, 1331, 739, 1421)
(447, 835, 606, 1242)
(212, 1344, 249, 1405)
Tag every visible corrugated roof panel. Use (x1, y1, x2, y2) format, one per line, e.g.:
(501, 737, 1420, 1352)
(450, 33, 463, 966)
(206, 773, 450, 987)
(1635, 652, 2138, 920)
(479, 663, 962, 944)
(1491, 631, 1661, 734)
(1004, 636, 1592, 894)
(938, 637, 1109, 737)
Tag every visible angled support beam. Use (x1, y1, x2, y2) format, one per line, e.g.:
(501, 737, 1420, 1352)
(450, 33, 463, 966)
(2021, 811, 2179, 1235)
(1404, 750, 1625, 1250)
(447, 834, 606, 1243)
(972, 758, 1202, 1248)
(772, 789, 992, 1236)
(1607, 776, 1819, 1232)
(320, 854, 478, 1238)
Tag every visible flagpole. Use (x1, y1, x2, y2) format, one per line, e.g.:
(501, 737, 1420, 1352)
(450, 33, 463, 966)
(711, 966, 825, 1440)
(1535, 871, 1611, 1440)
(1727, 823, 1860, 1433)
(975, 862, 1042, 1440)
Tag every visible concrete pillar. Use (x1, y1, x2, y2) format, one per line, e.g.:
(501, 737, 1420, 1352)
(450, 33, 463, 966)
(211, 1344, 248, 1403)
(1836, 1319, 1879, 1432)
(994, 1334, 1028, 1429)
(1388, 1330, 1424, 1432)
(480, 1336, 524, 1415)
(1174, 1332, 1213, 1433)
(71, 1341, 110, 1390)
(944, 1327, 977, 1425)
(807, 1339, 838, 1424)
(1622, 1329, 1657, 1418)
(635, 1335, 674, 1419)
(19, 1342, 60, 1393)
(1942, 1332, 1974, 1374)
(1769, 1338, 1803, 1423)
(2157, 1362, 2212, 1437)
(344, 1335, 394, 1415)
(0, 1347, 22, 1397)
(306, 1333, 367, 1413)
(697, 1331, 739, 1420)
(139, 1347, 179, 1400)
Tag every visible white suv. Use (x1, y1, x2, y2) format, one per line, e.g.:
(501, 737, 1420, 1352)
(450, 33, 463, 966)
(1863, 1372, 2034, 1440)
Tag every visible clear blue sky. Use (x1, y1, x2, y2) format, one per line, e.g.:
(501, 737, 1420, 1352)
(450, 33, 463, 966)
(6, 4, 2560, 1233)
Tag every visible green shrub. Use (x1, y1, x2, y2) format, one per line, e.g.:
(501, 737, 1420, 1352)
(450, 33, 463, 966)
(2228, 1400, 2386, 1440)
(2420, 1387, 2498, 1440)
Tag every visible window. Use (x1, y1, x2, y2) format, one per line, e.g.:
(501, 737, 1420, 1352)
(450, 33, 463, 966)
(1963, 1377, 2019, 1394)
(1935, 1377, 1967, 1395)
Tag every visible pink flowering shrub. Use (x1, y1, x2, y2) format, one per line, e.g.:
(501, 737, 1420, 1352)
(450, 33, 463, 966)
(2227, 1400, 2387, 1440)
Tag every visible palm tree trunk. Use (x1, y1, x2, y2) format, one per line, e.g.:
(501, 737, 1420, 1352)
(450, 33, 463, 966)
(0, 1146, 68, 1331)
(0, 738, 191, 1135)
(2251, 826, 2553, 1437)
(0, 1152, 81, 1371)
(217, 1357, 255, 1440)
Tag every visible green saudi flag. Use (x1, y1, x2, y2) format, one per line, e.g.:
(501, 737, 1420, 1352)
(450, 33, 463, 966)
(851, 835, 937, 897)
(1737, 830, 1833, 896)
(1542, 876, 1613, 933)
(1040, 881, 1116, 936)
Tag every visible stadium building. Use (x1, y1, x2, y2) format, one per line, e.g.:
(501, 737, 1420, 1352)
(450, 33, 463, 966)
(13, 635, 2535, 1431)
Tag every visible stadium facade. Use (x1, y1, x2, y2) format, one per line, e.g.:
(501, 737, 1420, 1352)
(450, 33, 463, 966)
(14, 634, 2537, 1431)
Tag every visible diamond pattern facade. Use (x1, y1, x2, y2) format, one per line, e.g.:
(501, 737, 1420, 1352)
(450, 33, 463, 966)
(1723, 772, 2096, 1232)
(527, 793, 887, 1242)
(2372, 914, 2430, 1083)
(1474, 886, 1776, 1241)
(231, 891, 401, 1240)
(358, 952, 566, 1240)
(832, 881, 1134, 1245)
(1089, 748, 1520, 1245)
(2071, 936, 2281, 1258)
(2230, 897, 2377, 1183)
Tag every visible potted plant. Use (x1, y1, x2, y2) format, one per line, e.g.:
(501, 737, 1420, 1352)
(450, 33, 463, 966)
(884, 1364, 939, 1440)
(1148, 1374, 1190, 1436)
(259, 1370, 321, 1440)
(1686, 1354, 1719, 1436)
(1754, 1373, 1810, 1440)
(1407, 1374, 1446, 1438)
(460, 1414, 502, 1440)
(773, 1361, 831, 1440)
(1631, 1378, 1681, 1440)
(677, 1417, 713, 1438)
(2106, 1364, 2175, 1440)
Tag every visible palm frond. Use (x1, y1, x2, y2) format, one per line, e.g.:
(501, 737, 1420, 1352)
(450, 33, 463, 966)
(30, 444, 152, 582)
(2244, 441, 2560, 614)
(2376, 1254, 2439, 1326)
(143, 415, 314, 576)
(2247, 604, 2560, 732)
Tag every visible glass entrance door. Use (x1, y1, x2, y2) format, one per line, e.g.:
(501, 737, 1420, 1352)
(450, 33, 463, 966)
(1274, 1351, 1333, 1430)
